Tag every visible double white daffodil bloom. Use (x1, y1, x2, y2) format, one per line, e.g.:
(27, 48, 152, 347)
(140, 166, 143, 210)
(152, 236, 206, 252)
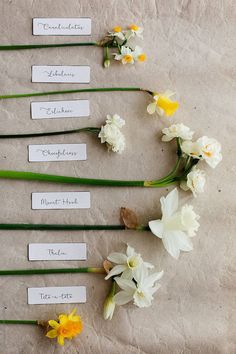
(147, 90, 179, 117)
(105, 244, 154, 280)
(180, 167, 206, 197)
(114, 266, 163, 308)
(98, 114, 126, 153)
(149, 188, 200, 259)
(182, 136, 222, 168)
(162, 123, 194, 142)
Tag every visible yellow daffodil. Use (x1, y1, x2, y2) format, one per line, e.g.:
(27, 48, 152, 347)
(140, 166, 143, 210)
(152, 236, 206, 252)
(46, 308, 83, 346)
(147, 90, 179, 117)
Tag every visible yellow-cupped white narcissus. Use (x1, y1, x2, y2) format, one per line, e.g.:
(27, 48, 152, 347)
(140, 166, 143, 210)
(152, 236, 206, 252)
(108, 26, 125, 41)
(98, 114, 125, 153)
(105, 244, 154, 280)
(148, 188, 200, 259)
(182, 136, 222, 168)
(114, 266, 163, 308)
(180, 167, 206, 197)
(162, 123, 194, 142)
(126, 24, 144, 39)
(114, 46, 135, 64)
(147, 90, 179, 117)
(133, 46, 147, 62)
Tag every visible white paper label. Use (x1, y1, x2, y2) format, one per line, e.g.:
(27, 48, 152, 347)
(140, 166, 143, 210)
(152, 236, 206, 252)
(29, 144, 87, 162)
(28, 286, 86, 304)
(31, 100, 90, 119)
(32, 65, 90, 83)
(33, 18, 91, 36)
(32, 192, 90, 210)
(28, 243, 87, 261)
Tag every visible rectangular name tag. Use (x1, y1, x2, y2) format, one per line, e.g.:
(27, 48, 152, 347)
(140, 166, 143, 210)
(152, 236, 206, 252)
(28, 144, 87, 162)
(28, 286, 86, 304)
(31, 100, 90, 119)
(28, 243, 87, 261)
(33, 18, 91, 36)
(32, 192, 90, 210)
(32, 65, 90, 83)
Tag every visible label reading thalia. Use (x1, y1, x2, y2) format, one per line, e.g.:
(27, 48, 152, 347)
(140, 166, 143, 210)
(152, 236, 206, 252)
(28, 243, 87, 261)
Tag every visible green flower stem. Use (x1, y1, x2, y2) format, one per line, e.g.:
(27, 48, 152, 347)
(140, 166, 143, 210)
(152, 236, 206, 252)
(0, 87, 152, 100)
(0, 127, 100, 139)
(0, 267, 105, 276)
(0, 42, 99, 51)
(0, 320, 37, 325)
(0, 223, 150, 231)
(0, 169, 178, 188)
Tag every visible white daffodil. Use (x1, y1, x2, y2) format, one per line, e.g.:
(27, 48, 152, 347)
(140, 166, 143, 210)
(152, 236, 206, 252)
(148, 188, 200, 259)
(108, 26, 125, 41)
(162, 123, 194, 142)
(114, 267, 163, 308)
(147, 90, 179, 117)
(103, 293, 116, 320)
(105, 244, 153, 280)
(133, 46, 147, 63)
(98, 114, 125, 153)
(180, 167, 206, 197)
(182, 136, 222, 168)
(114, 46, 135, 64)
(126, 24, 144, 39)
(105, 114, 125, 128)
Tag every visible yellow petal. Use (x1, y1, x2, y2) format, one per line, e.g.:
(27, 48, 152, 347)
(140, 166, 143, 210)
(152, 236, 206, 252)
(157, 96, 179, 116)
(48, 320, 60, 329)
(68, 308, 77, 319)
(59, 314, 69, 325)
(46, 329, 58, 339)
(57, 335, 65, 346)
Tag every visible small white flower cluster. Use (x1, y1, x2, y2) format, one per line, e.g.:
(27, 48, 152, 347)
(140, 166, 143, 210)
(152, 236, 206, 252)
(103, 245, 163, 320)
(107, 25, 146, 65)
(149, 188, 200, 259)
(162, 123, 222, 197)
(98, 114, 125, 153)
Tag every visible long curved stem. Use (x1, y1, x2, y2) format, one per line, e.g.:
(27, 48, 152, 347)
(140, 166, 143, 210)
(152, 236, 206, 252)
(0, 267, 105, 276)
(0, 42, 99, 50)
(0, 127, 100, 139)
(0, 87, 145, 100)
(0, 320, 37, 325)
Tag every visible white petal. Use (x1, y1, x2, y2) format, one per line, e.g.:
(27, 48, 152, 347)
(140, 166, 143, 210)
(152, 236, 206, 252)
(115, 277, 137, 292)
(147, 102, 157, 114)
(144, 271, 164, 288)
(161, 188, 179, 218)
(107, 252, 127, 264)
(121, 268, 133, 279)
(114, 291, 133, 306)
(126, 244, 135, 257)
(133, 291, 152, 308)
(105, 264, 127, 280)
(162, 232, 180, 259)
(149, 220, 164, 238)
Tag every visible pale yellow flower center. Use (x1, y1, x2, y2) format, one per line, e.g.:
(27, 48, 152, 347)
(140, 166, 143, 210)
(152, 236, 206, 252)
(130, 24, 139, 31)
(138, 53, 146, 62)
(123, 54, 133, 63)
(127, 256, 139, 269)
(113, 26, 122, 33)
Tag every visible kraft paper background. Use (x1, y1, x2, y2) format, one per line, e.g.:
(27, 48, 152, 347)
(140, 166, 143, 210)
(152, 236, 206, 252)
(0, 0, 235, 353)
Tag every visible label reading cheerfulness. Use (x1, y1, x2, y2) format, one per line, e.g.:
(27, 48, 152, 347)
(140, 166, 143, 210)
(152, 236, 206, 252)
(28, 144, 87, 162)
(31, 100, 90, 119)
(32, 65, 90, 83)
(33, 18, 91, 36)
(32, 192, 90, 210)
(28, 286, 86, 304)
(28, 243, 87, 261)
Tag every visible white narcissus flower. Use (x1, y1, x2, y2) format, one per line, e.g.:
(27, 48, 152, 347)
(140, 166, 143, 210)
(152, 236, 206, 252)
(182, 136, 222, 168)
(148, 188, 200, 259)
(180, 167, 206, 197)
(114, 46, 135, 64)
(147, 90, 179, 117)
(114, 267, 163, 308)
(105, 244, 153, 280)
(98, 114, 125, 153)
(162, 123, 194, 142)
(126, 24, 144, 39)
(133, 46, 147, 62)
(103, 293, 116, 320)
(108, 26, 125, 41)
